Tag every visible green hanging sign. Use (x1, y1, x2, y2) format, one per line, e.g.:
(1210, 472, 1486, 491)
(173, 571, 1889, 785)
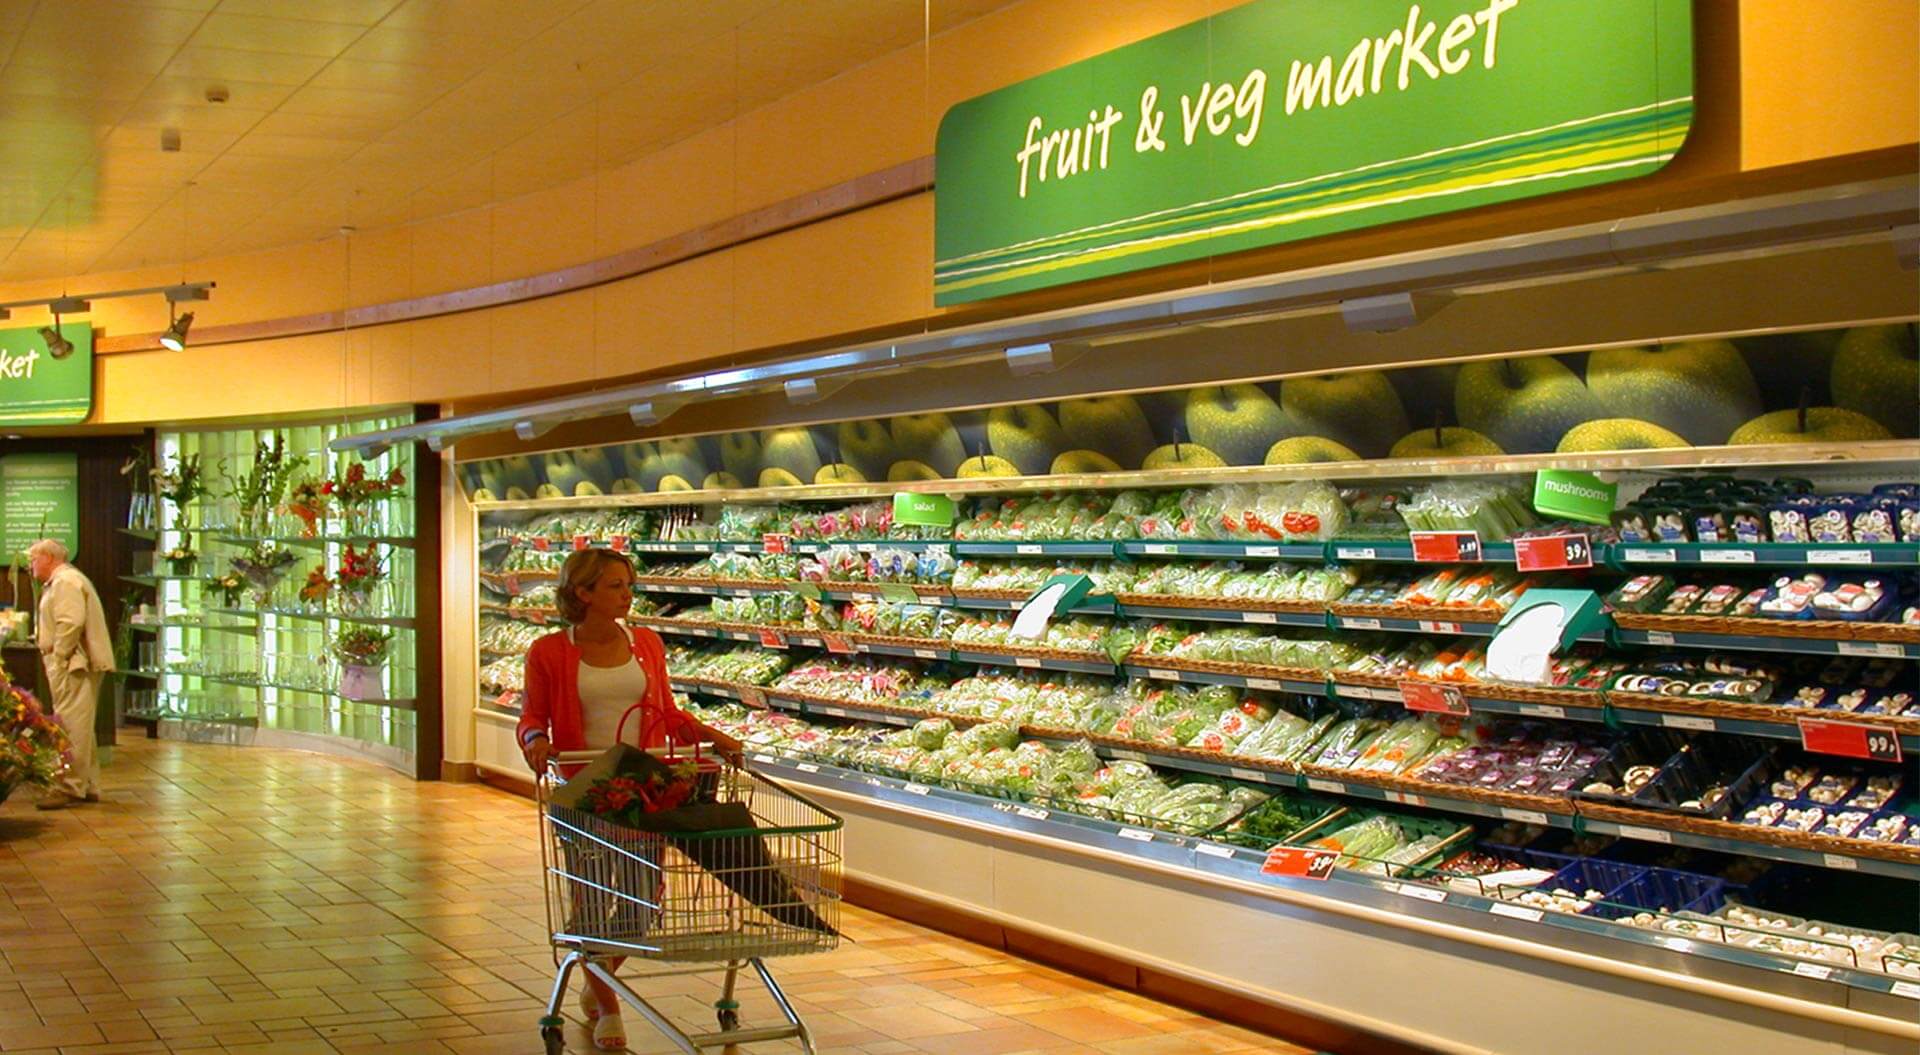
(1533, 468, 1618, 525)
(1, 453, 80, 563)
(892, 492, 956, 527)
(934, 0, 1694, 304)
(0, 322, 93, 426)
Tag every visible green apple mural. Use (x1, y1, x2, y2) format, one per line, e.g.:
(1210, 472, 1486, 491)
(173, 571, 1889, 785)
(457, 324, 1914, 503)
(1455, 357, 1604, 454)
(1830, 323, 1918, 438)
(1279, 371, 1408, 458)
(987, 404, 1067, 475)
(1184, 384, 1296, 465)
(1058, 396, 1156, 468)
(1585, 341, 1760, 446)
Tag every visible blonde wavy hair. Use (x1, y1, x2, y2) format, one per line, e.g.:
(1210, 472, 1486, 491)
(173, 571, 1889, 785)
(554, 548, 636, 624)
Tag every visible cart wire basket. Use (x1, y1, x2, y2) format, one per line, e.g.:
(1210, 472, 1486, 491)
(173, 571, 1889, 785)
(536, 748, 844, 1054)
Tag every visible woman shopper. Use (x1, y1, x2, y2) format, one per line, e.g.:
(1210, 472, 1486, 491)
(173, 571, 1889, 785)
(518, 547, 742, 1052)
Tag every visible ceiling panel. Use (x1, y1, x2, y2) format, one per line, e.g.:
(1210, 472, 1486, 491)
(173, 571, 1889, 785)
(0, 0, 1027, 284)
(187, 13, 369, 57)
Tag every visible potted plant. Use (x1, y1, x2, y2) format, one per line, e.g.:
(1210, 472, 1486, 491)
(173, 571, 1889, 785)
(326, 456, 405, 538)
(230, 542, 299, 606)
(282, 472, 331, 539)
(0, 677, 73, 808)
(298, 566, 332, 611)
(332, 626, 393, 701)
(161, 544, 197, 576)
(211, 570, 247, 610)
(333, 544, 386, 615)
(150, 453, 206, 532)
(222, 434, 301, 538)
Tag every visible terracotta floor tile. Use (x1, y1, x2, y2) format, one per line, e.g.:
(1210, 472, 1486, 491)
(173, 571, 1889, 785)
(0, 737, 1295, 1055)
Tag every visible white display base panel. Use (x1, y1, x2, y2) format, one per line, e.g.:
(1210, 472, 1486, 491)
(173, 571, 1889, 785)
(155, 719, 415, 777)
(473, 707, 527, 778)
(807, 785, 1915, 1055)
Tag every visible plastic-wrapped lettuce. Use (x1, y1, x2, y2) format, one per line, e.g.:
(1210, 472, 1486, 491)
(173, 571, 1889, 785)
(912, 717, 954, 751)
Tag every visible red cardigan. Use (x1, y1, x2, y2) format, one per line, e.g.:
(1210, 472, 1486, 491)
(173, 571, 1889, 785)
(517, 624, 697, 756)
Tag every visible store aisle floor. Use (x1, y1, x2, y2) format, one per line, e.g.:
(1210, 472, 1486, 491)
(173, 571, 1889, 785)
(0, 737, 1299, 1055)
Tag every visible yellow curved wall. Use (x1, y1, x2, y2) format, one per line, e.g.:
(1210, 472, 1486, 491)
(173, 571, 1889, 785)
(4, 0, 1913, 427)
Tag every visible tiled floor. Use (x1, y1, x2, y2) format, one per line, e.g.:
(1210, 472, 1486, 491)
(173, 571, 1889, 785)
(0, 736, 1301, 1055)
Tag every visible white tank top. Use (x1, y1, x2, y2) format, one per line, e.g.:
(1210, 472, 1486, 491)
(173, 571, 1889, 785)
(577, 654, 650, 748)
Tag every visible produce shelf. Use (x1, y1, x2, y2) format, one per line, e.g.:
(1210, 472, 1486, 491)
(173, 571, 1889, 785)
(1120, 540, 1328, 561)
(1121, 664, 1330, 696)
(752, 754, 1920, 1002)
(1121, 603, 1330, 628)
(1612, 627, 1920, 660)
(948, 648, 1116, 675)
(1608, 542, 1920, 567)
(954, 541, 1122, 558)
(1328, 540, 1519, 564)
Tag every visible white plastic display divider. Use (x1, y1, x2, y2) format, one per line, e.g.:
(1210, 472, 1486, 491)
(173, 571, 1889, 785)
(757, 753, 1920, 1013)
(1612, 627, 1920, 660)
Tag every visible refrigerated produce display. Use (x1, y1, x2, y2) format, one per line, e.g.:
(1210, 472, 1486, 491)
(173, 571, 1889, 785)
(461, 322, 1920, 1045)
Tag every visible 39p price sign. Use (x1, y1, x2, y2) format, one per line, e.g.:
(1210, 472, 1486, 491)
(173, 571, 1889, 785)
(1514, 533, 1593, 573)
(1262, 846, 1338, 881)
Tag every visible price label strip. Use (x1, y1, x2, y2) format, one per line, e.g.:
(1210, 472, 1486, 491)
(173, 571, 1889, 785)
(1261, 846, 1338, 881)
(1513, 532, 1593, 573)
(1798, 717, 1903, 763)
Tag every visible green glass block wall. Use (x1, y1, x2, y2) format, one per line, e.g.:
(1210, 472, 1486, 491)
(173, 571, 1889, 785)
(142, 412, 419, 757)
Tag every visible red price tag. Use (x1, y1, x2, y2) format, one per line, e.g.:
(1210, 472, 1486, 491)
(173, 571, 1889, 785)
(1400, 681, 1470, 716)
(1513, 533, 1593, 572)
(1261, 846, 1338, 880)
(496, 690, 520, 710)
(758, 629, 788, 649)
(763, 533, 790, 554)
(821, 633, 857, 655)
(531, 537, 551, 552)
(1798, 717, 1903, 763)
(609, 535, 629, 553)
(572, 534, 591, 551)
(1411, 530, 1482, 563)
(503, 573, 521, 596)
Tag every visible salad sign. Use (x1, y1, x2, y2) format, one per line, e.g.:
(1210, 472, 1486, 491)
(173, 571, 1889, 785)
(1797, 717, 1902, 764)
(1, 453, 80, 562)
(1410, 530, 1481, 563)
(1262, 845, 1338, 881)
(1513, 533, 1593, 573)
(892, 493, 956, 527)
(933, 0, 1694, 304)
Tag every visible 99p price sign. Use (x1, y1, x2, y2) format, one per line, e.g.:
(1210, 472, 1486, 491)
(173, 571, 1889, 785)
(1798, 717, 1903, 763)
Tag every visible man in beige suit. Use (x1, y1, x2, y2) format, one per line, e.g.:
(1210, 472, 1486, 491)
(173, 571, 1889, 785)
(29, 538, 113, 809)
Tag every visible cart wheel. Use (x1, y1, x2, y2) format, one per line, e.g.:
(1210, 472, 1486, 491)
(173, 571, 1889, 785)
(717, 1007, 740, 1032)
(541, 1024, 565, 1055)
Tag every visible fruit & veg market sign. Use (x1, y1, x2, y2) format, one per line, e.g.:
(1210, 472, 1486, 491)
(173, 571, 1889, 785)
(933, 0, 1694, 305)
(0, 322, 93, 426)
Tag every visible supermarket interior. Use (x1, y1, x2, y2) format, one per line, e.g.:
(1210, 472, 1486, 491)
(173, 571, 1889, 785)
(0, 2, 1918, 1054)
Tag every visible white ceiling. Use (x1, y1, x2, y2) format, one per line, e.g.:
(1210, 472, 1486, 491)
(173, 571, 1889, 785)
(0, 0, 1017, 283)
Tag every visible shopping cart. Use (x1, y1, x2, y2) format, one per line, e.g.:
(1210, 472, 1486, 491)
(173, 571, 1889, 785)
(535, 748, 844, 1055)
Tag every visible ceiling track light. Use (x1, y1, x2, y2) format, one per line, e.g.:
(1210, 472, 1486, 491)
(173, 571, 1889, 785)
(0, 283, 216, 353)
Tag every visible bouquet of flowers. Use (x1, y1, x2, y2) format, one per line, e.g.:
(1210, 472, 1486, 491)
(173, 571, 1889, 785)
(298, 566, 332, 606)
(282, 475, 331, 538)
(229, 542, 298, 604)
(161, 544, 197, 575)
(151, 453, 207, 527)
(0, 678, 72, 798)
(326, 457, 405, 533)
(223, 435, 302, 537)
(330, 625, 392, 667)
(334, 544, 386, 611)
(581, 760, 702, 825)
(211, 570, 247, 608)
